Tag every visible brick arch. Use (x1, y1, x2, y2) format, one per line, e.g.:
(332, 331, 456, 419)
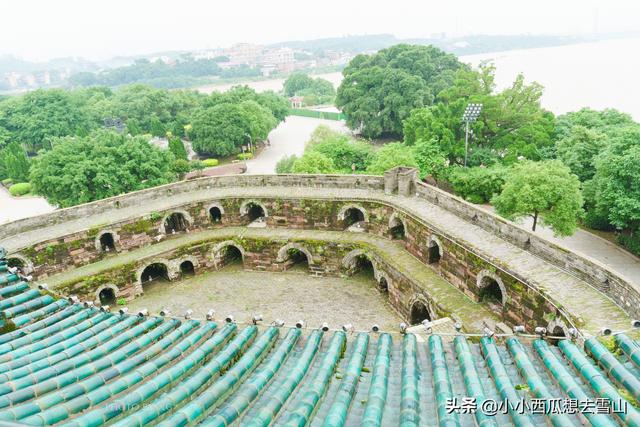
(136, 258, 172, 285)
(337, 204, 369, 222)
(206, 202, 225, 222)
(476, 269, 508, 306)
(158, 209, 193, 234)
(211, 240, 246, 269)
(408, 295, 435, 324)
(276, 242, 314, 265)
(94, 229, 120, 252)
(427, 234, 444, 258)
(94, 284, 119, 305)
(173, 255, 200, 273)
(388, 212, 407, 238)
(6, 253, 34, 274)
(239, 200, 269, 218)
(341, 249, 378, 276)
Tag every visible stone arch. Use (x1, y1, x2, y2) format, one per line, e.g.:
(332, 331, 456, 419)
(375, 270, 391, 292)
(547, 320, 569, 345)
(337, 204, 369, 226)
(409, 295, 434, 325)
(95, 284, 118, 306)
(94, 229, 119, 252)
(427, 235, 443, 264)
(174, 255, 199, 277)
(388, 212, 407, 239)
(137, 259, 171, 285)
(159, 210, 193, 234)
(476, 270, 508, 306)
(276, 243, 314, 265)
(6, 253, 33, 274)
(207, 202, 225, 223)
(240, 200, 269, 220)
(212, 240, 245, 269)
(342, 249, 377, 278)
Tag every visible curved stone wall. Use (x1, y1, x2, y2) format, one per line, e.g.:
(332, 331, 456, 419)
(1, 168, 634, 333)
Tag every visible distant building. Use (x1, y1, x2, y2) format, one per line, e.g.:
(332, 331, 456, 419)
(290, 96, 303, 108)
(224, 43, 264, 66)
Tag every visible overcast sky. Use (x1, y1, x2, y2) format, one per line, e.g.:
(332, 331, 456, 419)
(2, 0, 639, 61)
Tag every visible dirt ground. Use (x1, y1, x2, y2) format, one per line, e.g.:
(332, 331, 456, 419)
(126, 264, 402, 332)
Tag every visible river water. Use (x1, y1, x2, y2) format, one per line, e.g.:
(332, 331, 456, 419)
(2, 38, 639, 224)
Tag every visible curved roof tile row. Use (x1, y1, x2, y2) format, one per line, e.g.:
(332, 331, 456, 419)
(0, 259, 639, 426)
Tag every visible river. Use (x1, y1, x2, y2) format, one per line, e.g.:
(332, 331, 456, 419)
(2, 38, 639, 224)
(196, 37, 640, 120)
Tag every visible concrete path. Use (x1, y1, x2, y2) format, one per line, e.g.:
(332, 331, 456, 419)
(479, 204, 640, 290)
(244, 116, 348, 174)
(0, 187, 54, 225)
(9, 185, 629, 335)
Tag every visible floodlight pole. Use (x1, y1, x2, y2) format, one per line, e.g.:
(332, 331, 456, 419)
(464, 120, 470, 168)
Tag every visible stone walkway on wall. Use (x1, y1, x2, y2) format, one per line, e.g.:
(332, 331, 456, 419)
(3, 186, 632, 335)
(41, 227, 500, 332)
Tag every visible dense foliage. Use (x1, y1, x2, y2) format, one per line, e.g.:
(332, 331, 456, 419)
(336, 44, 464, 138)
(69, 56, 260, 89)
(0, 141, 30, 182)
(493, 161, 583, 236)
(283, 73, 335, 105)
(403, 64, 555, 166)
(30, 131, 176, 207)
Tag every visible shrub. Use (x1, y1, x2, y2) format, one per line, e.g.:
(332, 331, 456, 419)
(448, 166, 509, 204)
(2, 178, 13, 186)
(202, 158, 219, 167)
(9, 182, 31, 197)
(237, 153, 253, 160)
(172, 159, 191, 174)
(618, 233, 640, 257)
(117, 298, 127, 306)
(276, 155, 298, 174)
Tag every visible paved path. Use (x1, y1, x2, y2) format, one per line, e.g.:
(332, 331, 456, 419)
(244, 116, 348, 174)
(10, 186, 630, 335)
(478, 204, 640, 287)
(0, 187, 54, 225)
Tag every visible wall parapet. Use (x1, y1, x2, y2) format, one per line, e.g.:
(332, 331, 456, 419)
(0, 174, 384, 241)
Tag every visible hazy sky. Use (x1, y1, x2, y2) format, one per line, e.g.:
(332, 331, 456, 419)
(2, 0, 639, 61)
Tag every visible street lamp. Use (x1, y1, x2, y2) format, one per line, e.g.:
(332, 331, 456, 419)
(462, 103, 483, 167)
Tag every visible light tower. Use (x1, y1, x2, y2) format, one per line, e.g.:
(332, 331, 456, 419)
(462, 103, 483, 167)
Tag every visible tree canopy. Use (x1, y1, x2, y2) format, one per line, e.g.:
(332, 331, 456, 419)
(403, 64, 555, 166)
(283, 73, 335, 106)
(29, 131, 176, 207)
(492, 160, 583, 236)
(336, 44, 463, 138)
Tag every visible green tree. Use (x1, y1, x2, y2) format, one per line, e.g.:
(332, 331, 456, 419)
(283, 73, 315, 97)
(412, 139, 448, 181)
(1, 141, 30, 182)
(555, 125, 607, 182)
(190, 101, 277, 156)
(492, 160, 583, 236)
(30, 130, 176, 207)
(586, 137, 640, 233)
(366, 142, 418, 175)
(291, 152, 336, 174)
(0, 89, 95, 153)
(168, 137, 188, 160)
(403, 64, 555, 166)
(306, 126, 373, 172)
(336, 44, 463, 138)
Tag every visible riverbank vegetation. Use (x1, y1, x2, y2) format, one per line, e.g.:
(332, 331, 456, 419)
(0, 83, 288, 207)
(283, 43, 639, 251)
